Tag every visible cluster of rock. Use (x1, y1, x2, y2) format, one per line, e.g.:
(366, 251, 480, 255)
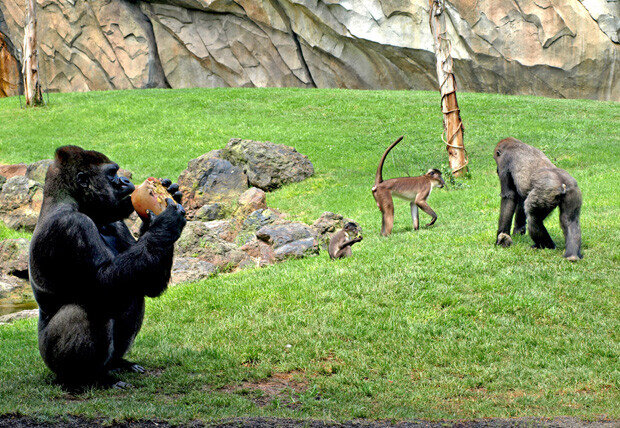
(127, 138, 349, 284)
(0, 139, 354, 315)
(0, 0, 617, 100)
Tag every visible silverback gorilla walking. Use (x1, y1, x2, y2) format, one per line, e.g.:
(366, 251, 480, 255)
(494, 137, 582, 261)
(29, 146, 186, 387)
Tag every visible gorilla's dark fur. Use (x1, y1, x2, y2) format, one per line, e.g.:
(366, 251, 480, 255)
(29, 146, 186, 386)
(494, 137, 582, 261)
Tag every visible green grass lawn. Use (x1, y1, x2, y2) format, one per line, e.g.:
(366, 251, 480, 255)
(0, 88, 618, 423)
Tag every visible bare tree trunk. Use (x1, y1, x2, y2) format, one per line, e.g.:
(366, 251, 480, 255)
(22, 0, 43, 106)
(428, 0, 467, 176)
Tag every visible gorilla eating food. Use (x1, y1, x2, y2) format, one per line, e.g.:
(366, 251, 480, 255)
(494, 137, 582, 261)
(29, 146, 186, 387)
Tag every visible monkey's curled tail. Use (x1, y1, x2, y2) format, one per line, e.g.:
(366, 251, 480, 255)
(373, 136, 404, 191)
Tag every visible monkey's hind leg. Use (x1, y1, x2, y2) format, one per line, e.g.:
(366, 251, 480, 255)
(410, 202, 419, 230)
(375, 188, 394, 236)
(335, 246, 353, 259)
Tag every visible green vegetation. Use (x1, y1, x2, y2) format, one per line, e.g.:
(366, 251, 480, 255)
(0, 88, 618, 423)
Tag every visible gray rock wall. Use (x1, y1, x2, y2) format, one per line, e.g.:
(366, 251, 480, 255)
(0, 0, 618, 100)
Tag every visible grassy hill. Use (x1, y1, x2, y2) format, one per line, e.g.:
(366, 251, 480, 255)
(0, 88, 618, 423)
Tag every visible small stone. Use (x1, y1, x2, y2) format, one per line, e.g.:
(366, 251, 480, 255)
(236, 187, 267, 217)
(170, 257, 216, 285)
(0, 309, 38, 324)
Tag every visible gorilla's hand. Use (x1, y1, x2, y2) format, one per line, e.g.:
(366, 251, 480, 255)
(147, 198, 187, 246)
(139, 209, 157, 237)
(139, 179, 184, 235)
(160, 178, 183, 203)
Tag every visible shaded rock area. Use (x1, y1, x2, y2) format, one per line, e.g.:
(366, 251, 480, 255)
(0, 238, 29, 278)
(0, 163, 26, 178)
(0, 0, 618, 100)
(0, 176, 43, 231)
(25, 159, 53, 184)
(256, 221, 319, 261)
(0, 238, 32, 313)
(171, 257, 217, 284)
(0, 160, 52, 231)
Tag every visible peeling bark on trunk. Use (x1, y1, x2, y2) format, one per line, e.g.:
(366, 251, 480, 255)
(429, 0, 468, 176)
(22, 0, 43, 106)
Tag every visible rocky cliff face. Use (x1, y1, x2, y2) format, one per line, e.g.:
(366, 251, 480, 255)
(0, 0, 618, 100)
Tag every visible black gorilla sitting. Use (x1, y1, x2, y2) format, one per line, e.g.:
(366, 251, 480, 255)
(29, 146, 186, 386)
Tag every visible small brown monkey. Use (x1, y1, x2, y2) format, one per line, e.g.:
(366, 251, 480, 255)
(328, 222, 363, 259)
(371, 136, 445, 236)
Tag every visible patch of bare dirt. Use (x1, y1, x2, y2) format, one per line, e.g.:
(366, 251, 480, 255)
(220, 371, 308, 408)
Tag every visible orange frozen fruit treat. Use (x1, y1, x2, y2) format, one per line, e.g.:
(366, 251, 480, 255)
(131, 177, 170, 218)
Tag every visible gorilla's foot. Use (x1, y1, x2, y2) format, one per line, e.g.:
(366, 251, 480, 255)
(564, 253, 582, 262)
(112, 381, 133, 389)
(513, 226, 526, 235)
(109, 358, 145, 374)
(531, 241, 556, 250)
(496, 233, 513, 247)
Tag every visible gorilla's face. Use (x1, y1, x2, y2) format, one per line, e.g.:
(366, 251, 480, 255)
(77, 162, 135, 224)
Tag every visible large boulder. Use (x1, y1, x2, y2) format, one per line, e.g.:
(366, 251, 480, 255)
(236, 208, 281, 245)
(273, 238, 318, 261)
(177, 150, 248, 215)
(0, 176, 43, 231)
(0, 238, 29, 278)
(222, 139, 314, 191)
(195, 203, 226, 221)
